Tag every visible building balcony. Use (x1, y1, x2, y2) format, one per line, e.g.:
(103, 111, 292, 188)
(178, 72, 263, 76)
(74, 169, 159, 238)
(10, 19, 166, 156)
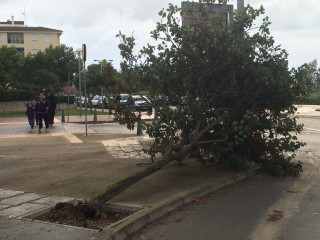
(7, 33, 24, 44)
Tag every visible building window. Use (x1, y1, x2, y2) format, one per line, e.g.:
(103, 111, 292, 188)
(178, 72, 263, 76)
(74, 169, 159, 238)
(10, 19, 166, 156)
(44, 34, 51, 42)
(12, 34, 21, 43)
(0, 34, 2, 42)
(31, 34, 37, 41)
(31, 49, 38, 55)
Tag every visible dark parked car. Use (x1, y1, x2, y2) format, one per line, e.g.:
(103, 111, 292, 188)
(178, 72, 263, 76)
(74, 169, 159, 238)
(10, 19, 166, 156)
(131, 95, 152, 112)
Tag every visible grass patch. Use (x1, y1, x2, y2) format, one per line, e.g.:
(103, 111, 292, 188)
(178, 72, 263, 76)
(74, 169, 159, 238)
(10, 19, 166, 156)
(0, 108, 111, 118)
(0, 112, 26, 118)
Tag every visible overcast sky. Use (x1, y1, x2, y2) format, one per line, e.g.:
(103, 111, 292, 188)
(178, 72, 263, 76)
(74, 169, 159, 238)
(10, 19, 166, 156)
(1, 0, 319, 69)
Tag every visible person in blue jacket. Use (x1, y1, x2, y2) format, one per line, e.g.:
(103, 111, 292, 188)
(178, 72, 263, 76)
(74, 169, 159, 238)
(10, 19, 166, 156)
(35, 93, 49, 133)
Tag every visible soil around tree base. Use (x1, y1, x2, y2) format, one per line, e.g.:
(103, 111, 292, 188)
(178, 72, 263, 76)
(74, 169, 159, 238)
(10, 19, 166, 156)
(36, 201, 130, 230)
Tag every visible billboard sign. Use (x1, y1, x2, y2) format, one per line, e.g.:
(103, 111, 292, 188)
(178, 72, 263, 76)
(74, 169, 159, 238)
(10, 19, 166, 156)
(181, 2, 234, 28)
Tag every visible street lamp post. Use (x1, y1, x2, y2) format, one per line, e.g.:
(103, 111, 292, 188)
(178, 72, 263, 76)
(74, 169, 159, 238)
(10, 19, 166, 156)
(94, 60, 104, 112)
(67, 60, 72, 122)
(75, 48, 82, 116)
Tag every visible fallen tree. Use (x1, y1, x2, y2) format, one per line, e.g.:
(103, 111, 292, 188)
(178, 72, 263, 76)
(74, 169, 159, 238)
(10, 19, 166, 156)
(86, 0, 304, 209)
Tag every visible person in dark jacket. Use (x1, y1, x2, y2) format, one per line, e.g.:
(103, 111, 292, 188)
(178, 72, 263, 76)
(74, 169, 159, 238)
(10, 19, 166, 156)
(26, 102, 35, 129)
(32, 99, 38, 126)
(115, 93, 121, 103)
(35, 93, 49, 133)
(46, 92, 56, 125)
(126, 95, 135, 106)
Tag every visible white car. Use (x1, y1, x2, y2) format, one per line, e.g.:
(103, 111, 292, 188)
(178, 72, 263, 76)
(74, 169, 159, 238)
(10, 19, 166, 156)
(91, 96, 108, 108)
(91, 96, 100, 107)
(119, 94, 129, 104)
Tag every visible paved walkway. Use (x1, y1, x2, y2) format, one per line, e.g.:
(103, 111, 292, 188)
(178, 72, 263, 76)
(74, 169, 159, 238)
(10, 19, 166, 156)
(102, 136, 152, 159)
(0, 190, 73, 218)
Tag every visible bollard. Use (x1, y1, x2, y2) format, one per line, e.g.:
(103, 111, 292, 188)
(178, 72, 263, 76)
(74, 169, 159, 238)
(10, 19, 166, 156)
(137, 119, 143, 135)
(93, 108, 97, 123)
(61, 110, 65, 122)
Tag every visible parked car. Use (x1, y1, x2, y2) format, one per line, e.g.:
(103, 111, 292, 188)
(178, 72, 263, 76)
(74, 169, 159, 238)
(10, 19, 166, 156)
(74, 96, 85, 107)
(119, 94, 129, 104)
(91, 96, 108, 108)
(131, 95, 152, 112)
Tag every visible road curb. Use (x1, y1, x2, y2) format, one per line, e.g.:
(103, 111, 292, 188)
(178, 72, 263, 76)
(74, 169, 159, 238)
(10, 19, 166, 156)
(99, 169, 256, 240)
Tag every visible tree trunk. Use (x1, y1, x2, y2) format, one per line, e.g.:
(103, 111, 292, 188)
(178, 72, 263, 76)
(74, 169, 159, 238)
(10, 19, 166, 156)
(88, 148, 175, 209)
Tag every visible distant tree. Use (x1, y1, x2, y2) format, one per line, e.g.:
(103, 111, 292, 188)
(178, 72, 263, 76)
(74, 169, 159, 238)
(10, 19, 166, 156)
(293, 60, 318, 99)
(88, 1, 305, 209)
(21, 44, 77, 97)
(86, 61, 119, 97)
(0, 46, 24, 101)
(86, 64, 103, 95)
(42, 45, 78, 86)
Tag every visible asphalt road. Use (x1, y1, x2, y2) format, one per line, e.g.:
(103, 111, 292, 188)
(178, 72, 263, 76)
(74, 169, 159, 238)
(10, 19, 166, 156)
(127, 116, 320, 240)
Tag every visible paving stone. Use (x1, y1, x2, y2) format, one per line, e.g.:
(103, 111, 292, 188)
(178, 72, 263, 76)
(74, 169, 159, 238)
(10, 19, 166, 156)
(0, 203, 47, 217)
(0, 190, 24, 199)
(63, 123, 95, 134)
(32, 196, 74, 205)
(0, 193, 45, 205)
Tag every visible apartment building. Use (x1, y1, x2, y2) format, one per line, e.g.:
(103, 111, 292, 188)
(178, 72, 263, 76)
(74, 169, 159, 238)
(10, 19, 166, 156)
(0, 16, 63, 56)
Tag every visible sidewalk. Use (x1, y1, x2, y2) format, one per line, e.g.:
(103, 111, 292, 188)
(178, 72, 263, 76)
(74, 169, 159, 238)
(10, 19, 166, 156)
(294, 104, 320, 116)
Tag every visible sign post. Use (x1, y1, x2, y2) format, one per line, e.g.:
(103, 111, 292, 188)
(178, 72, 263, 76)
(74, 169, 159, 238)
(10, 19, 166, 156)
(82, 44, 88, 136)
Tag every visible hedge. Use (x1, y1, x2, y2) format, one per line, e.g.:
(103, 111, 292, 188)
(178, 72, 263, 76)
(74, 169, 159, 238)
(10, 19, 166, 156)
(56, 96, 75, 104)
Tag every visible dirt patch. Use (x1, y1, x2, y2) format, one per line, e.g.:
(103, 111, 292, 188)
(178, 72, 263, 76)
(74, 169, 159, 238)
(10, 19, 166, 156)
(36, 201, 130, 230)
(267, 210, 283, 222)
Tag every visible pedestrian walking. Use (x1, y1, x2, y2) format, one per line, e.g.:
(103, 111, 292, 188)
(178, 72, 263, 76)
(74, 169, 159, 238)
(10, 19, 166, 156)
(115, 93, 121, 103)
(26, 102, 35, 130)
(35, 93, 49, 133)
(32, 99, 38, 126)
(126, 95, 135, 106)
(46, 92, 57, 126)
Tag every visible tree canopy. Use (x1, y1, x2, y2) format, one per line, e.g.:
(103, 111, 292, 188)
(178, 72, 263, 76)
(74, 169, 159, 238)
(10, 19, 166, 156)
(0, 44, 78, 101)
